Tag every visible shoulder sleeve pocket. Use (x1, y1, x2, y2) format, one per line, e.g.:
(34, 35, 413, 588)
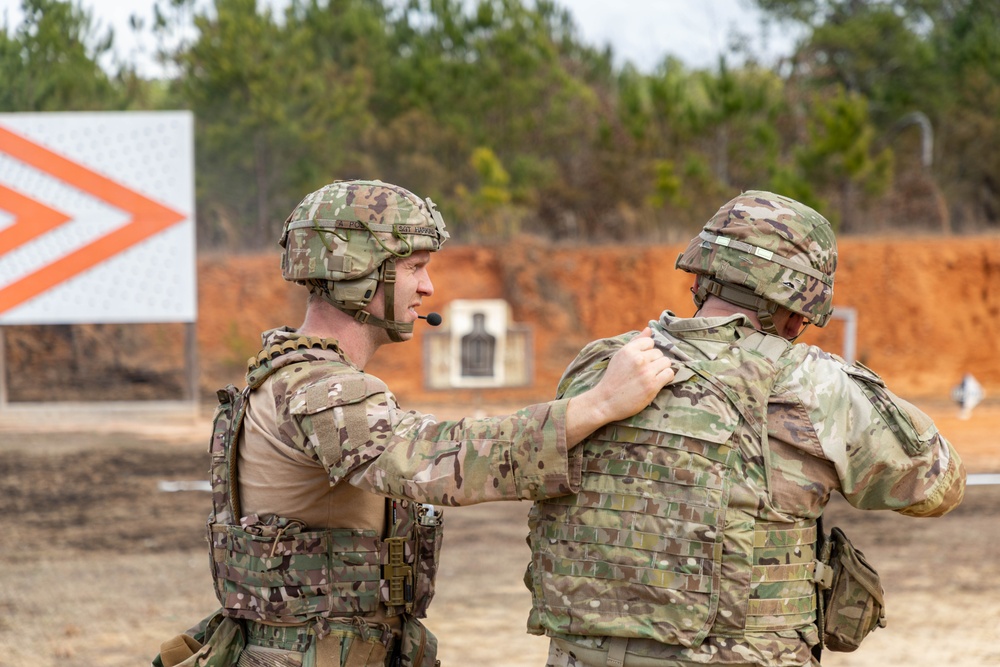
(843, 361, 937, 456)
(290, 374, 388, 483)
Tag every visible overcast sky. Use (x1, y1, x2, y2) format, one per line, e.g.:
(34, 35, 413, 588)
(0, 0, 799, 76)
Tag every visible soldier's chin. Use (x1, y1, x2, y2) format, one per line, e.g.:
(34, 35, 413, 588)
(393, 325, 415, 343)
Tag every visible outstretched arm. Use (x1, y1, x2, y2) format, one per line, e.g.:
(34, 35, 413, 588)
(565, 327, 673, 447)
(336, 328, 673, 505)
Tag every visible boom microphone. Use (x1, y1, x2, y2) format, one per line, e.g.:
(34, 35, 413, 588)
(418, 312, 443, 326)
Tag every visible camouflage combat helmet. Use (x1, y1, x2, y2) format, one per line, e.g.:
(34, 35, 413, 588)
(280, 180, 449, 341)
(675, 190, 837, 334)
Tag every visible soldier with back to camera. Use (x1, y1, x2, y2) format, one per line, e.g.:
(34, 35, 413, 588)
(525, 190, 966, 667)
(153, 179, 674, 667)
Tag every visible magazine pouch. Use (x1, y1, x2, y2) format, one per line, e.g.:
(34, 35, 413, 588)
(815, 526, 887, 652)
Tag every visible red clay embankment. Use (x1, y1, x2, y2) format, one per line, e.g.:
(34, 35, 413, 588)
(195, 236, 1000, 407)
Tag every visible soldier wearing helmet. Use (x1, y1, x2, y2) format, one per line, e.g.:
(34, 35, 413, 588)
(525, 191, 966, 667)
(154, 180, 674, 667)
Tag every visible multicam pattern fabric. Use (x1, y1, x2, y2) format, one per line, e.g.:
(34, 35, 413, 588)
(210, 326, 578, 629)
(210, 514, 386, 622)
(279, 180, 449, 285)
(675, 191, 838, 327)
(244, 326, 577, 503)
(545, 634, 819, 667)
(527, 310, 966, 666)
(207, 335, 426, 625)
(817, 527, 886, 652)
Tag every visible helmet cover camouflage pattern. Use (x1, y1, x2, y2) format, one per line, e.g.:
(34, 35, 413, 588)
(280, 180, 449, 285)
(675, 190, 838, 326)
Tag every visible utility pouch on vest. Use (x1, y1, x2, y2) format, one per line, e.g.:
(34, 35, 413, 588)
(815, 526, 886, 652)
(152, 609, 245, 667)
(412, 505, 444, 618)
(393, 617, 440, 667)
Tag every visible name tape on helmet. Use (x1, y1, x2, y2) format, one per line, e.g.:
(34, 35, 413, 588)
(286, 218, 442, 237)
(699, 231, 833, 286)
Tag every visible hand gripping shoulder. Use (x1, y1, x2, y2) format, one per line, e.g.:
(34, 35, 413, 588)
(290, 372, 390, 483)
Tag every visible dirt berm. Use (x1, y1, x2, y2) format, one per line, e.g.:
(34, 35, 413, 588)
(4, 235, 1000, 407)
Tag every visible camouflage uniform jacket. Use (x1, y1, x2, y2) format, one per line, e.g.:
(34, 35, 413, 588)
(526, 311, 965, 666)
(242, 326, 579, 507)
(210, 327, 580, 628)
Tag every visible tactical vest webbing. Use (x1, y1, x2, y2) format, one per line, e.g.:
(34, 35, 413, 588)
(527, 330, 819, 648)
(207, 335, 442, 625)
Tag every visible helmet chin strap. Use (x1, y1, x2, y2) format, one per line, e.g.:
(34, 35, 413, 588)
(693, 276, 782, 336)
(312, 258, 414, 342)
(352, 259, 412, 342)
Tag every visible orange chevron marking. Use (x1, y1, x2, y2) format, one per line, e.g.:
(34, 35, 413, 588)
(0, 124, 186, 315)
(0, 183, 71, 254)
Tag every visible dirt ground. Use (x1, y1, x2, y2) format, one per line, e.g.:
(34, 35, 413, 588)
(0, 397, 997, 667)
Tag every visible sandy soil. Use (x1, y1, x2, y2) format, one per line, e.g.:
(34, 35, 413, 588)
(0, 399, 998, 667)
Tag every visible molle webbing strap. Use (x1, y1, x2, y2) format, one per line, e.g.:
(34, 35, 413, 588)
(208, 384, 249, 528)
(744, 521, 820, 631)
(227, 391, 250, 520)
(699, 230, 833, 285)
(212, 523, 385, 622)
(343, 635, 389, 667)
(606, 637, 628, 667)
(687, 330, 786, 499)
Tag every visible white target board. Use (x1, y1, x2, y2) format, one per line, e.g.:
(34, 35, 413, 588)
(0, 111, 195, 325)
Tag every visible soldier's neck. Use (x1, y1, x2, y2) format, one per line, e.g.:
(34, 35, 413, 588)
(298, 302, 382, 370)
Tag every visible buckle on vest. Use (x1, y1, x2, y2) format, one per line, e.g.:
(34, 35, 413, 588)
(383, 537, 414, 611)
(813, 560, 834, 590)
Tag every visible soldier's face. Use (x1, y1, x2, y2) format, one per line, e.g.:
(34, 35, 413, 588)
(372, 250, 434, 342)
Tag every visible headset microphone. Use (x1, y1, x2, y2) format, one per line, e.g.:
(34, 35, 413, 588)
(418, 313, 443, 326)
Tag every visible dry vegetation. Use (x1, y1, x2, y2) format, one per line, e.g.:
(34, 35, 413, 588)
(0, 398, 998, 667)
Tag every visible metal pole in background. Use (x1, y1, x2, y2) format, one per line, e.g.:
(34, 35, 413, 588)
(185, 322, 199, 404)
(0, 327, 7, 408)
(832, 307, 857, 365)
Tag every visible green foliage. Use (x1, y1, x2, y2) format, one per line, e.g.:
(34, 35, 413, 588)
(793, 87, 894, 230)
(0, 0, 126, 111)
(793, 2, 936, 123)
(929, 0, 1000, 227)
(3, 0, 999, 241)
(454, 146, 529, 237)
(754, 0, 1000, 228)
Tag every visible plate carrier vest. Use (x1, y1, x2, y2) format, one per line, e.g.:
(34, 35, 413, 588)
(206, 335, 443, 626)
(527, 329, 823, 648)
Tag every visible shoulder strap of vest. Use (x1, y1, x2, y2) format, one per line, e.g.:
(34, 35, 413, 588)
(686, 328, 790, 498)
(215, 334, 350, 524)
(209, 383, 252, 524)
(246, 335, 342, 388)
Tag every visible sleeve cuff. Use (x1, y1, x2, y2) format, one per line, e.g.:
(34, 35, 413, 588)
(513, 398, 582, 499)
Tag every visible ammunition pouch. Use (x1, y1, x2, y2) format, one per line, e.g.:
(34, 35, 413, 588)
(240, 616, 394, 666)
(234, 615, 439, 667)
(395, 616, 440, 667)
(814, 526, 886, 652)
(153, 609, 245, 667)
